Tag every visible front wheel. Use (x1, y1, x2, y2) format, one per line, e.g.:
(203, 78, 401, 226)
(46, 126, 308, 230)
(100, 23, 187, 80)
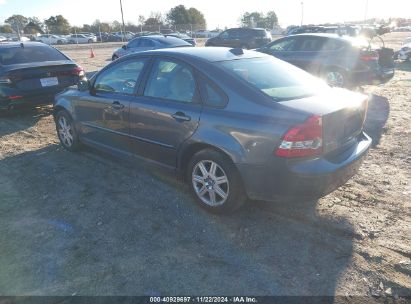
(187, 149, 246, 214)
(323, 68, 347, 87)
(55, 110, 81, 151)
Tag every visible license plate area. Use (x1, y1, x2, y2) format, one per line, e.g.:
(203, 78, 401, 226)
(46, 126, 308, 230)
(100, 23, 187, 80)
(40, 77, 58, 87)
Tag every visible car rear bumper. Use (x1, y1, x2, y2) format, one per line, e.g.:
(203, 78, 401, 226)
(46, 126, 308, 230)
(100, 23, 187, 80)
(237, 132, 372, 202)
(0, 90, 62, 110)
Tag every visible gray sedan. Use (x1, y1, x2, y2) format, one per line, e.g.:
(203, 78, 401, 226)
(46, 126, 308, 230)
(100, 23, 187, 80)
(54, 47, 371, 214)
(112, 35, 192, 61)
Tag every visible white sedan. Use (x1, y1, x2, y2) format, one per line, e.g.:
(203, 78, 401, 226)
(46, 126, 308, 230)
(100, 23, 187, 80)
(69, 34, 97, 44)
(36, 34, 67, 45)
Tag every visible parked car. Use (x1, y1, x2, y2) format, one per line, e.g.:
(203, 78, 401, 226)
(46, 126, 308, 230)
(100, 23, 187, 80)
(0, 42, 84, 110)
(98, 32, 123, 42)
(53, 47, 371, 214)
(36, 34, 68, 45)
(69, 34, 96, 44)
(165, 33, 196, 46)
(111, 35, 192, 61)
(205, 28, 272, 49)
(0, 36, 7, 42)
(257, 33, 395, 88)
(397, 42, 411, 61)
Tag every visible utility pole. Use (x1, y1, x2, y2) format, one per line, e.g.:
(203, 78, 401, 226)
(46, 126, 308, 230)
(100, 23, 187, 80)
(364, 0, 369, 23)
(300, 1, 304, 26)
(119, 0, 126, 42)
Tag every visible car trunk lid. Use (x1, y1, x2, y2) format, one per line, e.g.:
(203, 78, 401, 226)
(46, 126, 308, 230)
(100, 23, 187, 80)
(3, 61, 81, 92)
(278, 88, 368, 155)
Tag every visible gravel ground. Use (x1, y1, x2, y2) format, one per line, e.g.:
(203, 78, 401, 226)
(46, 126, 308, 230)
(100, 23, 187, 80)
(0, 33, 409, 299)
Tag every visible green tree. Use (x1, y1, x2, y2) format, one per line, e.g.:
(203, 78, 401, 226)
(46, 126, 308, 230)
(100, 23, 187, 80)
(0, 24, 13, 33)
(5, 14, 28, 33)
(25, 17, 44, 34)
(167, 5, 206, 30)
(241, 11, 278, 29)
(44, 15, 71, 34)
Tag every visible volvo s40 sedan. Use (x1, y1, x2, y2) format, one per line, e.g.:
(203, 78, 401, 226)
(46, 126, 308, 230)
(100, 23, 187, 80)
(53, 47, 372, 214)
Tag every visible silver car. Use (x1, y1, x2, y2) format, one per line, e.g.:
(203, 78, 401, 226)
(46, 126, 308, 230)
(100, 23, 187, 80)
(111, 35, 192, 61)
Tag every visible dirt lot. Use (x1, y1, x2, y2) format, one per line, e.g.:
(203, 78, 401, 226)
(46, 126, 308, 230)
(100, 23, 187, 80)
(0, 33, 410, 298)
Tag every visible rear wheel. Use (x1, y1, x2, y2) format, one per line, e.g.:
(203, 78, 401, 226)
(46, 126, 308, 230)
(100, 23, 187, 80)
(55, 110, 81, 151)
(187, 149, 246, 214)
(57, 40, 62, 45)
(88, 39, 93, 44)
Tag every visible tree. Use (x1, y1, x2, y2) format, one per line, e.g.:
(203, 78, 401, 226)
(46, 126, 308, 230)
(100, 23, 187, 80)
(44, 15, 71, 34)
(167, 5, 206, 30)
(25, 17, 44, 34)
(240, 11, 278, 29)
(0, 24, 13, 33)
(5, 14, 28, 33)
(111, 20, 122, 32)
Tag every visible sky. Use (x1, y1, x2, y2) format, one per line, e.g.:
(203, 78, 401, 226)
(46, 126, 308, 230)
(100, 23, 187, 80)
(0, 0, 410, 29)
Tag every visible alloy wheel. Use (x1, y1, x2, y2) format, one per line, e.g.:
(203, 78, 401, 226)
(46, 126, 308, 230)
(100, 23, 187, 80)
(325, 71, 345, 87)
(57, 116, 74, 147)
(192, 160, 229, 206)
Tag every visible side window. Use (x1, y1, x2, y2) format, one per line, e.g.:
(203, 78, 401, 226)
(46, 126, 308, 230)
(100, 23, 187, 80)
(199, 77, 228, 108)
(322, 39, 345, 51)
(297, 37, 325, 51)
(127, 39, 141, 48)
(144, 59, 196, 103)
(220, 30, 229, 38)
(269, 38, 298, 51)
(139, 39, 155, 47)
(94, 58, 146, 95)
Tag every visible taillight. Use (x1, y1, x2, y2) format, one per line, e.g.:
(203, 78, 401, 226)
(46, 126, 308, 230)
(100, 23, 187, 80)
(72, 66, 85, 77)
(360, 51, 379, 61)
(275, 115, 323, 158)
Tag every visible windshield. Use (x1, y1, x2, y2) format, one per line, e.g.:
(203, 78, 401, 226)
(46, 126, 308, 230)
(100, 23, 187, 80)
(219, 56, 329, 100)
(0, 45, 68, 65)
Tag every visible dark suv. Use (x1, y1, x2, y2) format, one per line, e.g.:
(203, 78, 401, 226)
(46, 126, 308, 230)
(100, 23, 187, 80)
(205, 28, 272, 49)
(257, 33, 395, 88)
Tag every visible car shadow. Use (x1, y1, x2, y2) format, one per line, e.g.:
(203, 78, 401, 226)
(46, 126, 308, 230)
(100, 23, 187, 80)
(0, 105, 53, 138)
(395, 60, 411, 72)
(0, 144, 354, 297)
(363, 94, 390, 147)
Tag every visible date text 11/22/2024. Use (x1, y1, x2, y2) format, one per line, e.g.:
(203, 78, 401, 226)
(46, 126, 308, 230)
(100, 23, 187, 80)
(150, 296, 257, 303)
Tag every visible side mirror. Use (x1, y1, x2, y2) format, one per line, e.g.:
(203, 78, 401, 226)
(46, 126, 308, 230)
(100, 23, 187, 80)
(77, 79, 91, 92)
(122, 45, 127, 50)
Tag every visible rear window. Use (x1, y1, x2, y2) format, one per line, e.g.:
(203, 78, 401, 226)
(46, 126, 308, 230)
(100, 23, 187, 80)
(0, 45, 67, 65)
(219, 56, 329, 101)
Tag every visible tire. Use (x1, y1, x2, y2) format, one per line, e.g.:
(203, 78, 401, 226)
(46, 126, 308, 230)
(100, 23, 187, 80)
(323, 68, 347, 88)
(57, 40, 62, 45)
(112, 54, 119, 61)
(187, 149, 246, 214)
(88, 39, 93, 44)
(55, 110, 81, 151)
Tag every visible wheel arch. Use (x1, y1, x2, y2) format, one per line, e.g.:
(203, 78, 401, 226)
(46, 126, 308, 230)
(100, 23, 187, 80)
(53, 98, 76, 121)
(177, 140, 245, 182)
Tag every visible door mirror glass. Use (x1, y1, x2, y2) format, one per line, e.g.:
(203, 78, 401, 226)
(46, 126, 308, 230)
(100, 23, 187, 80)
(77, 79, 90, 92)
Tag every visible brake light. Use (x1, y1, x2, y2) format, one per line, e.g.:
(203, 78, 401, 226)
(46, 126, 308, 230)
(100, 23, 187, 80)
(72, 66, 85, 77)
(275, 115, 323, 158)
(360, 52, 379, 61)
(8, 95, 23, 100)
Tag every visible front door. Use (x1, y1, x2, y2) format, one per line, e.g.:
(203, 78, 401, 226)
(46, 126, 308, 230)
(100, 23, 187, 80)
(75, 57, 149, 154)
(129, 58, 202, 167)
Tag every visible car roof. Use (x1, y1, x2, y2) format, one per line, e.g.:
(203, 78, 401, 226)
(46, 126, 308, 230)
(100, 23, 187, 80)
(287, 33, 366, 43)
(134, 47, 266, 63)
(133, 35, 191, 46)
(0, 41, 49, 48)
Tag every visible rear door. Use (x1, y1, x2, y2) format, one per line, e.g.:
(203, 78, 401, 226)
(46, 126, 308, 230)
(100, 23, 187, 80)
(260, 37, 300, 63)
(129, 57, 202, 167)
(291, 36, 327, 72)
(75, 57, 148, 154)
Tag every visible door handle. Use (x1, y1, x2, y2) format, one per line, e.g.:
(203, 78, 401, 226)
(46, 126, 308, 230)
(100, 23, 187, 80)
(111, 101, 125, 110)
(171, 112, 191, 122)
